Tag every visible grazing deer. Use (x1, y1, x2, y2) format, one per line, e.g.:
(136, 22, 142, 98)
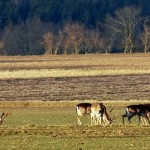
(90, 102, 103, 126)
(76, 103, 92, 125)
(0, 112, 12, 126)
(76, 102, 116, 126)
(90, 102, 114, 126)
(122, 104, 150, 125)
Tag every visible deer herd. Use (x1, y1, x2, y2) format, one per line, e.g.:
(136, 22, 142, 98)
(76, 102, 150, 126)
(0, 102, 150, 126)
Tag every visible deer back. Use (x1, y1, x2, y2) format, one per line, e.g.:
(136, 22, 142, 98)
(76, 103, 92, 116)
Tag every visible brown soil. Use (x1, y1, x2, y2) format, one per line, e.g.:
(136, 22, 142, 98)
(0, 74, 150, 101)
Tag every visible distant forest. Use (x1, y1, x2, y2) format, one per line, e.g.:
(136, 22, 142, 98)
(0, 0, 149, 55)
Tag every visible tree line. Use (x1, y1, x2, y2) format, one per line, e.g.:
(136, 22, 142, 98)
(0, 0, 149, 55)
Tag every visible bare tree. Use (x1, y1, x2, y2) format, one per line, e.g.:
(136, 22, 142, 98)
(91, 29, 103, 53)
(63, 23, 84, 54)
(100, 37, 113, 54)
(105, 6, 141, 53)
(81, 29, 91, 54)
(52, 30, 63, 55)
(43, 32, 53, 54)
(141, 23, 150, 53)
(61, 31, 72, 54)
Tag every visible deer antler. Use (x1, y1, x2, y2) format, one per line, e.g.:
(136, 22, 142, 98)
(111, 114, 118, 121)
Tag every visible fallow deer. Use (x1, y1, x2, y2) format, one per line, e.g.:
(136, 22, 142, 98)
(122, 104, 150, 125)
(90, 102, 103, 126)
(76, 103, 92, 125)
(90, 102, 114, 126)
(76, 102, 116, 126)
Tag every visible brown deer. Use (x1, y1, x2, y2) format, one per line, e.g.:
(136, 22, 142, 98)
(90, 102, 115, 126)
(76, 103, 92, 125)
(122, 104, 150, 125)
(76, 102, 116, 126)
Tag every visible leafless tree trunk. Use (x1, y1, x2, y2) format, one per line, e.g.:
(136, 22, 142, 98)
(43, 32, 53, 54)
(105, 6, 140, 53)
(141, 24, 150, 53)
(63, 23, 84, 54)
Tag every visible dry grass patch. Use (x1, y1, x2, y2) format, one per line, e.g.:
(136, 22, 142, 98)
(0, 54, 150, 70)
(0, 54, 150, 79)
(0, 100, 148, 108)
(0, 68, 150, 79)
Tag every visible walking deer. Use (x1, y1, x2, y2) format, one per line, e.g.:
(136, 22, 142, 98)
(122, 104, 150, 125)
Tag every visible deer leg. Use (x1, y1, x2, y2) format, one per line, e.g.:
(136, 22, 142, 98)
(138, 115, 142, 125)
(127, 112, 136, 124)
(98, 116, 102, 125)
(128, 116, 134, 124)
(95, 115, 99, 125)
(122, 114, 133, 124)
(140, 114, 150, 125)
(145, 116, 150, 125)
(91, 115, 94, 126)
(95, 117, 98, 125)
(140, 116, 145, 125)
(99, 116, 103, 125)
(122, 110, 130, 124)
(142, 117, 148, 125)
(77, 116, 82, 125)
(96, 113, 102, 125)
(101, 113, 104, 125)
(122, 115, 127, 124)
(94, 115, 98, 125)
(139, 116, 147, 125)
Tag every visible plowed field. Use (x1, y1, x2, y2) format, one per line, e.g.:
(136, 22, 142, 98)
(0, 74, 150, 101)
(0, 54, 150, 101)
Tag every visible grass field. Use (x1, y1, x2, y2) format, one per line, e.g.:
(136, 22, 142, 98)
(0, 101, 150, 150)
(0, 54, 150, 149)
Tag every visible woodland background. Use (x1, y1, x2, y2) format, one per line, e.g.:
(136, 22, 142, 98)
(0, 0, 149, 55)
